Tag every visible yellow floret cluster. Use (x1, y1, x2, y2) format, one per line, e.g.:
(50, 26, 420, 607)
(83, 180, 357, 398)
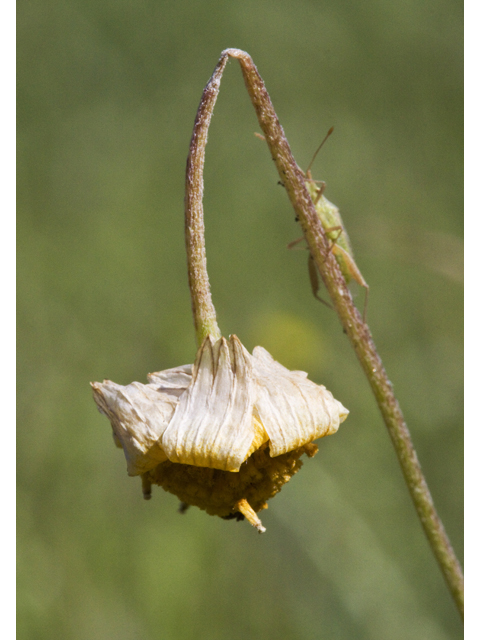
(142, 442, 318, 519)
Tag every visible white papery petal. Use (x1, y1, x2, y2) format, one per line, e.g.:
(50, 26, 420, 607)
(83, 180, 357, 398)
(147, 365, 193, 397)
(252, 346, 349, 457)
(161, 335, 256, 471)
(91, 380, 177, 476)
(93, 337, 349, 477)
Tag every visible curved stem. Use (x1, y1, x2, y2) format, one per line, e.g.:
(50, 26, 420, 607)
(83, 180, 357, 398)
(190, 48, 464, 618)
(185, 59, 226, 346)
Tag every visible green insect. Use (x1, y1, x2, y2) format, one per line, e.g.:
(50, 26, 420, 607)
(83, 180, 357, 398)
(289, 127, 369, 320)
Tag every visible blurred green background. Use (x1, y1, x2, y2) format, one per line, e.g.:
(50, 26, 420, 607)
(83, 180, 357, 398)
(17, 1, 463, 638)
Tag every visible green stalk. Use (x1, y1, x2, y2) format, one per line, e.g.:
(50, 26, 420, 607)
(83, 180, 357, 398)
(187, 48, 464, 618)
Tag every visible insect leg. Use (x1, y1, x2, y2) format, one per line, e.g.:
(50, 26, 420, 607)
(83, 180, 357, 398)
(308, 253, 333, 309)
(287, 236, 306, 250)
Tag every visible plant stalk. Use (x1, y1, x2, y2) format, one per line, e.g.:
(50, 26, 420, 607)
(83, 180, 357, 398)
(185, 58, 226, 346)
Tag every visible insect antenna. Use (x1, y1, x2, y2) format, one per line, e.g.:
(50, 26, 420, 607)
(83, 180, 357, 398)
(305, 126, 334, 175)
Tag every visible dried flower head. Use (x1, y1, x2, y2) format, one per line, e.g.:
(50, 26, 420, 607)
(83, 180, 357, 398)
(92, 335, 348, 532)
(91, 50, 350, 533)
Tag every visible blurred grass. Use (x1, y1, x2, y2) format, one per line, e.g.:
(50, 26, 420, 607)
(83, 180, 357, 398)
(18, 1, 463, 638)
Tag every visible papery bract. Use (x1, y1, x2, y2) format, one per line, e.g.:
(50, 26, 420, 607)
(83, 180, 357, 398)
(92, 335, 348, 531)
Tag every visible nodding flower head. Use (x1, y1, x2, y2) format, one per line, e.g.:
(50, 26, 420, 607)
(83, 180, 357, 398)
(92, 335, 348, 533)
(91, 50, 349, 533)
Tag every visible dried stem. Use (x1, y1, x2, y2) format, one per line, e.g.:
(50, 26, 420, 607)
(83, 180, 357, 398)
(185, 58, 226, 345)
(187, 48, 463, 618)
